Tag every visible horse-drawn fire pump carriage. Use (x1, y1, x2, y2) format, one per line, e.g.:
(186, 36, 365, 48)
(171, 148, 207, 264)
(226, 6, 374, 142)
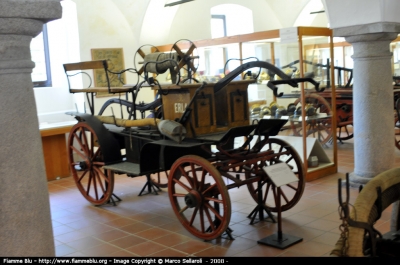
(62, 41, 322, 241)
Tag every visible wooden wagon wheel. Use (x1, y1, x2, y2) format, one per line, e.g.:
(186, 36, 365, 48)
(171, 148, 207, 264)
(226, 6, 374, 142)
(331, 168, 400, 257)
(337, 122, 354, 142)
(133, 44, 160, 77)
(245, 138, 305, 212)
(336, 103, 353, 141)
(150, 170, 169, 188)
(290, 93, 333, 145)
(395, 113, 400, 150)
(68, 122, 114, 206)
(168, 155, 231, 240)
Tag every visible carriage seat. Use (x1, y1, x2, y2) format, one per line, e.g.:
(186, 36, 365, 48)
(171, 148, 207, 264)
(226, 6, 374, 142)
(63, 60, 133, 94)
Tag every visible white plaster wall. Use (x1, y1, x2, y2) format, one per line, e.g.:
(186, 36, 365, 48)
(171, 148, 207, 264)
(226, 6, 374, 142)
(323, 0, 400, 29)
(141, 0, 283, 45)
(168, 0, 282, 42)
(294, 0, 328, 27)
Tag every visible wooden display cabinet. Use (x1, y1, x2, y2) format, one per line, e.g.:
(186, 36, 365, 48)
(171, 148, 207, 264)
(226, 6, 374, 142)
(40, 124, 74, 181)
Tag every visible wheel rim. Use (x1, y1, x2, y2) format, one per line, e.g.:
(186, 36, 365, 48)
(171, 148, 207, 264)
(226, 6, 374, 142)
(337, 103, 353, 141)
(246, 138, 305, 212)
(150, 171, 169, 188)
(168, 155, 231, 240)
(337, 123, 354, 141)
(395, 116, 400, 150)
(68, 122, 114, 205)
(290, 94, 333, 145)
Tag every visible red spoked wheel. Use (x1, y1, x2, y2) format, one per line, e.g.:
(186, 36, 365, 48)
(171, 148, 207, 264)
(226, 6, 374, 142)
(168, 155, 231, 240)
(150, 170, 169, 188)
(395, 113, 400, 150)
(290, 94, 333, 145)
(337, 122, 354, 142)
(68, 122, 114, 206)
(336, 103, 353, 142)
(245, 138, 305, 212)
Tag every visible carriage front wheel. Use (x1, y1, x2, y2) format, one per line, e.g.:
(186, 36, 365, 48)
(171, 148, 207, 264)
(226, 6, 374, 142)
(168, 155, 231, 240)
(68, 122, 114, 206)
(245, 138, 305, 212)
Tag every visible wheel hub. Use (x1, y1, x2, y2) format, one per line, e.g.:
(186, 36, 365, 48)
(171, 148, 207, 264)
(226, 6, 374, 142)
(184, 190, 202, 208)
(79, 161, 88, 170)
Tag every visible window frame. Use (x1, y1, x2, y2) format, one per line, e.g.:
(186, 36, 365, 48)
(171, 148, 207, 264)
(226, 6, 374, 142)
(211, 14, 227, 38)
(32, 24, 52, 87)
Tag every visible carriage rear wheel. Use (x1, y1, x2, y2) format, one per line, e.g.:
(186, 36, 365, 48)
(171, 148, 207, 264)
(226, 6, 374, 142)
(290, 94, 333, 145)
(150, 171, 169, 188)
(395, 115, 400, 150)
(168, 155, 231, 240)
(245, 138, 305, 212)
(337, 122, 354, 141)
(68, 122, 114, 206)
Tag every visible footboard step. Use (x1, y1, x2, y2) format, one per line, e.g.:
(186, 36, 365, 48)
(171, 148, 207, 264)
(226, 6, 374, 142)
(103, 162, 141, 175)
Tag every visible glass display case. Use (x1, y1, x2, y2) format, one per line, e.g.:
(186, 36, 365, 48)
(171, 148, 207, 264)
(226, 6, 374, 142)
(155, 27, 338, 181)
(247, 27, 337, 181)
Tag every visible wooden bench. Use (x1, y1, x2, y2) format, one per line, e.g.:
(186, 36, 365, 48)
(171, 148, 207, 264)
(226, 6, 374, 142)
(63, 60, 134, 114)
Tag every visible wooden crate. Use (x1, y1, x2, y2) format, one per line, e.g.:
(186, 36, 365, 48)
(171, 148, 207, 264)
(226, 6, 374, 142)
(160, 80, 255, 137)
(161, 83, 217, 137)
(214, 80, 255, 128)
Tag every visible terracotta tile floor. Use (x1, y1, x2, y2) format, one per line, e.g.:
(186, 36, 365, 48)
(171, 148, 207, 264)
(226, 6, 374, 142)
(48, 138, 400, 257)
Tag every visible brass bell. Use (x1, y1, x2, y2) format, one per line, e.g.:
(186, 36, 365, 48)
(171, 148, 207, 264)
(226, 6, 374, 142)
(270, 101, 278, 115)
(250, 104, 261, 116)
(305, 104, 316, 116)
(295, 106, 302, 116)
(275, 69, 292, 80)
(260, 106, 271, 116)
(258, 71, 270, 83)
(292, 69, 301, 78)
(287, 103, 297, 116)
(275, 106, 288, 117)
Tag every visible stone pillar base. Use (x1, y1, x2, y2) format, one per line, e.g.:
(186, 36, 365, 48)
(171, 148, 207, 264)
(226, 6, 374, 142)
(348, 172, 372, 189)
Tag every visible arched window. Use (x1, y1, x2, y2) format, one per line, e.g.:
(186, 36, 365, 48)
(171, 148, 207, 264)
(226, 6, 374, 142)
(210, 4, 253, 37)
(202, 4, 254, 77)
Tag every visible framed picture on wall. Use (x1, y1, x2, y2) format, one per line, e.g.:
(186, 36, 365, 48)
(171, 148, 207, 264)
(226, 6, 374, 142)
(91, 48, 126, 97)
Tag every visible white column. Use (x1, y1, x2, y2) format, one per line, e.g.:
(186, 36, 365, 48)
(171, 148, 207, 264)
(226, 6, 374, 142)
(0, 0, 61, 256)
(341, 29, 399, 186)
